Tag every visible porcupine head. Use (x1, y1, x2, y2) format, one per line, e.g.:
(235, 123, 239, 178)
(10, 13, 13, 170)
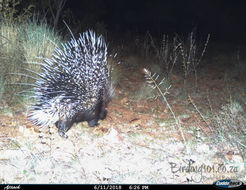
(29, 29, 114, 138)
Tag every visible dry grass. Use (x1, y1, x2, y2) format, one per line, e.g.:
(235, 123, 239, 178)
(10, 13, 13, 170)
(0, 18, 62, 107)
(179, 31, 210, 90)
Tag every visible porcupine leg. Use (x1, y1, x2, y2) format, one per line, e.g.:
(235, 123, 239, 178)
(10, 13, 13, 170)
(99, 106, 108, 120)
(88, 119, 99, 127)
(56, 120, 73, 138)
(87, 99, 106, 127)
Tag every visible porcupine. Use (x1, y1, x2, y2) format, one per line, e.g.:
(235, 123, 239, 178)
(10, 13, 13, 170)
(29, 29, 114, 138)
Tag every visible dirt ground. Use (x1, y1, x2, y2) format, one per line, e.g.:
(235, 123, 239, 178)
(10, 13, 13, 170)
(0, 57, 246, 184)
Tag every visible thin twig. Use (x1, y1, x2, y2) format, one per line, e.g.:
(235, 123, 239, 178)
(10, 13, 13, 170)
(188, 95, 214, 135)
(144, 68, 186, 145)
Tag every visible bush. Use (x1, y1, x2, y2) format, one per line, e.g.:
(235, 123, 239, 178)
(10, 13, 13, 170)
(0, 18, 62, 108)
(214, 101, 246, 160)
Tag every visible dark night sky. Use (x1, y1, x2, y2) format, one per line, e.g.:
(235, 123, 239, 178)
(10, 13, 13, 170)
(66, 0, 246, 43)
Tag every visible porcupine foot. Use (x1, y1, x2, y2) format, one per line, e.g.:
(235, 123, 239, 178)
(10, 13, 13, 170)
(88, 119, 99, 127)
(86, 100, 108, 127)
(56, 120, 73, 138)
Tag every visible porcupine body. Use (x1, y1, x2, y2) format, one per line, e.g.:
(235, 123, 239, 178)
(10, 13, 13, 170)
(29, 30, 114, 138)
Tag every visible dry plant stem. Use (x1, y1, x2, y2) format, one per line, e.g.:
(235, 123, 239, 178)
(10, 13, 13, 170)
(144, 68, 186, 145)
(188, 95, 214, 135)
(194, 34, 210, 90)
(206, 90, 213, 113)
(159, 35, 180, 78)
(179, 32, 210, 91)
(145, 32, 180, 78)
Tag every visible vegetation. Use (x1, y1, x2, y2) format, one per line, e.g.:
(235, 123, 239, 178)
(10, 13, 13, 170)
(0, 18, 62, 107)
(0, 0, 245, 184)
